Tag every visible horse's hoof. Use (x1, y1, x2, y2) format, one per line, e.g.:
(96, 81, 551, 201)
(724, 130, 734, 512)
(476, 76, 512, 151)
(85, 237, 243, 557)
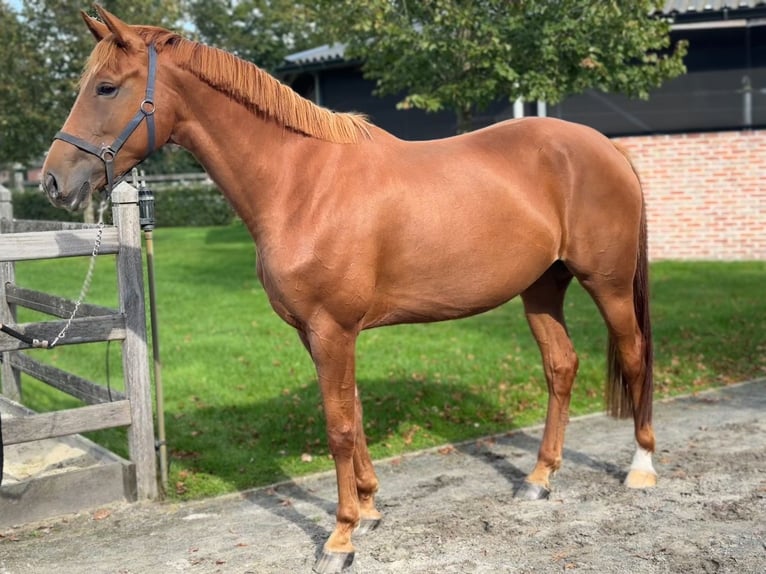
(355, 517, 382, 536)
(313, 550, 354, 574)
(515, 481, 551, 500)
(625, 469, 657, 489)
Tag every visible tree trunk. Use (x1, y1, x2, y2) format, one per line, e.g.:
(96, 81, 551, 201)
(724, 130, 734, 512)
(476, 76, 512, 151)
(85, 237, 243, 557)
(455, 105, 473, 134)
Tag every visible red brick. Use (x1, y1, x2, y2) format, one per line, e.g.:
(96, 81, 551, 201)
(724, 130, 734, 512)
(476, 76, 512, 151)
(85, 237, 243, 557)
(613, 130, 765, 261)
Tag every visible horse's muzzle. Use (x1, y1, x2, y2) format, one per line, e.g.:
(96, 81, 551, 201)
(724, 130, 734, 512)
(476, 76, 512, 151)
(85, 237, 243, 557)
(42, 172, 90, 212)
(42, 171, 60, 201)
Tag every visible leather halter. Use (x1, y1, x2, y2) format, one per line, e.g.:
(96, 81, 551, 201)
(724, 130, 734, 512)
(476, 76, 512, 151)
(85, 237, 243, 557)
(53, 44, 158, 196)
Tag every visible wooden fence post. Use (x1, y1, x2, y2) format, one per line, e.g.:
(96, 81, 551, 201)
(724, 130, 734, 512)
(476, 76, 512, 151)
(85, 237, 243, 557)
(0, 184, 21, 401)
(112, 182, 157, 500)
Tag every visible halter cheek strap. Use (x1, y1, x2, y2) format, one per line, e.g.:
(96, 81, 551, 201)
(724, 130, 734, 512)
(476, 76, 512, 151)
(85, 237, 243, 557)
(53, 44, 158, 196)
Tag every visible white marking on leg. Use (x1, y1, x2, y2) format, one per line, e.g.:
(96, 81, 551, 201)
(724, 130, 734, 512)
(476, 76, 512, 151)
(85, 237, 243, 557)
(629, 445, 657, 476)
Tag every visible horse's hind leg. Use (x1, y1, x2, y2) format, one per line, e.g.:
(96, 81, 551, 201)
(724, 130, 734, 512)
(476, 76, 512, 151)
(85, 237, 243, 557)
(353, 391, 382, 533)
(516, 262, 578, 500)
(603, 298, 657, 488)
(579, 275, 657, 489)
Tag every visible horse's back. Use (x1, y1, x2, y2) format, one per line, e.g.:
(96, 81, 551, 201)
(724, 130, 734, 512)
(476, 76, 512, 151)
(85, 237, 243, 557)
(454, 117, 644, 263)
(397, 115, 643, 246)
(508, 119, 644, 275)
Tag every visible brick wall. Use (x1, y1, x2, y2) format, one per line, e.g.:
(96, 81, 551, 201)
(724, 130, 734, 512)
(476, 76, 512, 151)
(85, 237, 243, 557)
(613, 130, 766, 261)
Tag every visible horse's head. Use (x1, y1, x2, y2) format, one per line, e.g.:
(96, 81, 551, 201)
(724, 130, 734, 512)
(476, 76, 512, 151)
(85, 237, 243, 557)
(42, 6, 170, 211)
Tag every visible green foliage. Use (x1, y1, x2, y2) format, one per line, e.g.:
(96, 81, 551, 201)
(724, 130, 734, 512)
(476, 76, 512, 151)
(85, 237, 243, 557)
(0, 3, 55, 163)
(317, 0, 687, 131)
(187, 0, 322, 72)
(10, 189, 84, 222)
(151, 184, 236, 227)
(139, 146, 203, 176)
(13, 226, 766, 499)
(513, 1, 688, 102)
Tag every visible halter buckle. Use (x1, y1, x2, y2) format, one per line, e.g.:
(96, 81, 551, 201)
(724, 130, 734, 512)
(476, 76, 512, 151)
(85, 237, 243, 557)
(140, 99, 156, 115)
(100, 146, 117, 162)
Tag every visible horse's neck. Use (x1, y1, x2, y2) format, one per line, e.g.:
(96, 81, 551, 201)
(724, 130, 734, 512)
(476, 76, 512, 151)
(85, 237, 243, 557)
(169, 79, 306, 239)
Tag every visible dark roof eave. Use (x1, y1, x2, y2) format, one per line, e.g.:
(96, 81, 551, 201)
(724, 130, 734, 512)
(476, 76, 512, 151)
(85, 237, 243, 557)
(276, 58, 361, 76)
(664, 6, 766, 24)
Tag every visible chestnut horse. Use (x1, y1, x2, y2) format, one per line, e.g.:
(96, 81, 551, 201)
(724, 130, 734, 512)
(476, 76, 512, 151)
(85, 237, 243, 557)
(42, 6, 657, 572)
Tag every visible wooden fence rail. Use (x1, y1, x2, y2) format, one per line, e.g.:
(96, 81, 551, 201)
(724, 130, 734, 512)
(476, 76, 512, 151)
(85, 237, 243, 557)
(0, 182, 157, 500)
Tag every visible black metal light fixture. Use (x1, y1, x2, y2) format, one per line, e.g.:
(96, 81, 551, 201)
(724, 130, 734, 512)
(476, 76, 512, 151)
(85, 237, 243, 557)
(138, 181, 155, 231)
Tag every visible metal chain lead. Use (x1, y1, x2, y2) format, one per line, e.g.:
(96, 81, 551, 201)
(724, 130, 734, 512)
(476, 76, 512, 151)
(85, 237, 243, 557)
(49, 198, 109, 348)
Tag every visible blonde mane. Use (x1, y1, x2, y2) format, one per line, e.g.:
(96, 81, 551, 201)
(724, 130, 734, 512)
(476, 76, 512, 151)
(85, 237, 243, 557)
(84, 26, 371, 144)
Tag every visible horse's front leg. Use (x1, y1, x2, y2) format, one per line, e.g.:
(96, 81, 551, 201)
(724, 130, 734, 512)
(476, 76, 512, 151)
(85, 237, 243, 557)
(305, 321, 365, 573)
(297, 328, 382, 534)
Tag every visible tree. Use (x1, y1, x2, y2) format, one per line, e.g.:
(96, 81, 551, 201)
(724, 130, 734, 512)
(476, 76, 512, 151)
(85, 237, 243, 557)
(187, 0, 323, 72)
(0, 2, 54, 164)
(316, 0, 688, 133)
(0, 1, 184, 168)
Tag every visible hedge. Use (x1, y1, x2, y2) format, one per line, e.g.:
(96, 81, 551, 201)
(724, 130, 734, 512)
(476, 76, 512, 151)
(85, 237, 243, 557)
(150, 184, 236, 227)
(11, 184, 237, 227)
(11, 188, 83, 222)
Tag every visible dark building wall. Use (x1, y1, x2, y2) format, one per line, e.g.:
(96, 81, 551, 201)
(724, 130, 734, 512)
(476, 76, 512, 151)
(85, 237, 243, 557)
(550, 24, 766, 136)
(317, 68, 458, 140)
(285, 22, 765, 139)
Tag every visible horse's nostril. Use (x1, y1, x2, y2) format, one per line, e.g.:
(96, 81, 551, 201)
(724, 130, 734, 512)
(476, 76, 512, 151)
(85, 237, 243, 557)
(44, 172, 59, 199)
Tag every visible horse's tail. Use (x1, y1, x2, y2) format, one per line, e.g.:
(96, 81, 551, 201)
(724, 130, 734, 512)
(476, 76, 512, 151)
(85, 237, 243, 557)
(606, 146, 653, 426)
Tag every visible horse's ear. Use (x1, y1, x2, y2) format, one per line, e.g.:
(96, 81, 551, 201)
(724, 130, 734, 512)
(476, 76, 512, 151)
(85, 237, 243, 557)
(81, 11, 109, 41)
(94, 4, 142, 51)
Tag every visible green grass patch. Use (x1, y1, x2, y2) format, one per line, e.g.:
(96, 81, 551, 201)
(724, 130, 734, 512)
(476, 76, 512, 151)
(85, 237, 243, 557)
(11, 223, 766, 499)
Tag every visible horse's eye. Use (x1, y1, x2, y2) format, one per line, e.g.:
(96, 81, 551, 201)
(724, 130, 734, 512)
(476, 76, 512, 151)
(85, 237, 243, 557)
(96, 84, 118, 97)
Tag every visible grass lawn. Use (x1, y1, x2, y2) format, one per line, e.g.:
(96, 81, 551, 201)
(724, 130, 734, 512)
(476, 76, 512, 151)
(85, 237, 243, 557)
(11, 223, 766, 500)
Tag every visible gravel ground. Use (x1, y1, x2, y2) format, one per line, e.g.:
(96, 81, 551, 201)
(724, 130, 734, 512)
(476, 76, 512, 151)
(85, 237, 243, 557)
(1, 379, 764, 574)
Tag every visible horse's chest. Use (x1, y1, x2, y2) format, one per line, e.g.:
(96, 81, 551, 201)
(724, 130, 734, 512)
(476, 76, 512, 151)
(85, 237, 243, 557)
(255, 253, 309, 329)
(255, 242, 375, 331)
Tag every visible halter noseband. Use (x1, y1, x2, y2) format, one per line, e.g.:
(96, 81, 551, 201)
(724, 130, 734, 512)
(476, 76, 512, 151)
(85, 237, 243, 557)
(54, 44, 158, 197)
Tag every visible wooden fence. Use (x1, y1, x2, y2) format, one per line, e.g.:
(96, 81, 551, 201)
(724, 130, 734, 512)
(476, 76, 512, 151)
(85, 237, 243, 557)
(0, 182, 157, 501)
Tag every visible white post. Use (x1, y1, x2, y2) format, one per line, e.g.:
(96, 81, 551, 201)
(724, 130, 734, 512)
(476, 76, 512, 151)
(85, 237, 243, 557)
(742, 75, 752, 128)
(513, 97, 524, 118)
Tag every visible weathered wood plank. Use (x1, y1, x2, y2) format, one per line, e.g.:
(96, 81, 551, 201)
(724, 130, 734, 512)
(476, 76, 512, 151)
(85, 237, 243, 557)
(0, 188, 21, 399)
(0, 315, 126, 352)
(112, 182, 158, 500)
(0, 227, 119, 261)
(0, 186, 13, 235)
(1, 400, 132, 445)
(9, 220, 101, 233)
(5, 284, 116, 319)
(0, 264, 21, 401)
(8, 352, 126, 404)
(0, 460, 136, 527)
